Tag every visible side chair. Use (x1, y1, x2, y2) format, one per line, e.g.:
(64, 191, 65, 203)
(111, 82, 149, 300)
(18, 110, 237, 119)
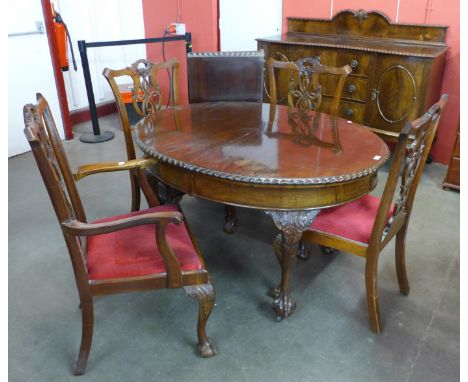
(187, 50, 265, 233)
(103, 58, 181, 210)
(302, 94, 448, 333)
(24, 94, 216, 375)
(266, 56, 352, 116)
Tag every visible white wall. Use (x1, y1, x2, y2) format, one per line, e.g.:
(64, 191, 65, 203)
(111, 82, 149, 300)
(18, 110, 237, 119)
(55, 0, 147, 111)
(8, 0, 64, 157)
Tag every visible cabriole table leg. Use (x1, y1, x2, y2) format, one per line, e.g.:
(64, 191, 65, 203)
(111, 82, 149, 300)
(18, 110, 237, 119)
(265, 209, 320, 320)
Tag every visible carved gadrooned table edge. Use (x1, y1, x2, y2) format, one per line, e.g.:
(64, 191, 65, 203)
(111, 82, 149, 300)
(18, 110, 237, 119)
(133, 130, 390, 186)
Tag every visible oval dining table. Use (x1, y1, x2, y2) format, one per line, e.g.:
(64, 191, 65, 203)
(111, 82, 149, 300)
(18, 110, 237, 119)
(133, 102, 390, 320)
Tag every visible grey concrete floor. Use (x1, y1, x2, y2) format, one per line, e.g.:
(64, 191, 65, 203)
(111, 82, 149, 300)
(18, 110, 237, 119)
(9, 114, 459, 381)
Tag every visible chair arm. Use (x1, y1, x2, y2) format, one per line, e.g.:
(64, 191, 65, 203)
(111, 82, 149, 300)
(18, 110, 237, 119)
(62, 211, 185, 288)
(73, 158, 158, 181)
(61, 211, 182, 236)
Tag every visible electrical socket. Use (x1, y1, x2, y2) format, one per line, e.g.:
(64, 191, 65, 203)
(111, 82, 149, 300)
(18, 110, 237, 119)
(168, 23, 186, 35)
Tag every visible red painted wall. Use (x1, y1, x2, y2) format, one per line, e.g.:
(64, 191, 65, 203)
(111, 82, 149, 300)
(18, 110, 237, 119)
(141, 0, 459, 164)
(282, 0, 459, 164)
(142, 0, 218, 105)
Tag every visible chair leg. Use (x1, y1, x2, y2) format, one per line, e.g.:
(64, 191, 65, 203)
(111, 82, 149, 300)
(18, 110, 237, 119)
(223, 205, 238, 234)
(296, 240, 311, 260)
(130, 172, 141, 212)
(395, 225, 410, 295)
(365, 253, 382, 334)
(184, 283, 217, 358)
(74, 298, 94, 375)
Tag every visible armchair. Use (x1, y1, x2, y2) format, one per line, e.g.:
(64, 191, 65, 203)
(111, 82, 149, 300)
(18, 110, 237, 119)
(24, 94, 216, 375)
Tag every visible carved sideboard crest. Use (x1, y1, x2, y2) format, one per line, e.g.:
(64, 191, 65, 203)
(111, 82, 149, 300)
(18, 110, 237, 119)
(353, 9, 368, 23)
(333, 9, 391, 24)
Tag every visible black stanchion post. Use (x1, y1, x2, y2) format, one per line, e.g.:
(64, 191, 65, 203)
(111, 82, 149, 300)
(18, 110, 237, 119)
(185, 32, 192, 53)
(77, 40, 114, 143)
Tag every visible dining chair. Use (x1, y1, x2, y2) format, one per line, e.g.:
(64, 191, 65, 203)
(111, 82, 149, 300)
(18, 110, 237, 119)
(266, 56, 352, 116)
(24, 94, 217, 375)
(103, 58, 181, 211)
(187, 50, 264, 233)
(301, 94, 448, 333)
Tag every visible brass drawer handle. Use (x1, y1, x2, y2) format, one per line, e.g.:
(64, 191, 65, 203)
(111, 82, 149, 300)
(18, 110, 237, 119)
(345, 108, 354, 118)
(350, 59, 359, 68)
(347, 84, 356, 94)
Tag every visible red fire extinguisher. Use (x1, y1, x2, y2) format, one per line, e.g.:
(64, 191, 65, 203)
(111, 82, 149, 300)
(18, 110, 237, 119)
(51, 3, 77, 72)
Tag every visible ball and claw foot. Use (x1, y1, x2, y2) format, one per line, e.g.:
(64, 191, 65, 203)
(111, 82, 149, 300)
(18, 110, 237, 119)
(270, 286, 280, 299)
(320, 246, 336, 255)
(223, 220, 238, 234)
(272, 294, 297, 320)
(297, 241, 311, 261)
(199, 339, 216, 358)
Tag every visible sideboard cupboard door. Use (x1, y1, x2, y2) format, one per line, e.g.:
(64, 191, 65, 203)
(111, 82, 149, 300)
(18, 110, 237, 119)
(365, 56, 429, 134)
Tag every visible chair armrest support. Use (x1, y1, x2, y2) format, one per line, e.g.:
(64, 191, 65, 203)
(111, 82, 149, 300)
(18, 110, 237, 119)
(73, 158, 158, 181)
(62, 211, 185, 288)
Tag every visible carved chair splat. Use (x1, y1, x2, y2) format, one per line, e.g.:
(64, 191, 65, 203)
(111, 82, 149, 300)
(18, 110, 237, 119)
(266, 56, 352, 116)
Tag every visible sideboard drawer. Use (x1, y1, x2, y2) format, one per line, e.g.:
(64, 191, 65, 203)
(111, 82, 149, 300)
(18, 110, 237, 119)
(321, 97, 366, 123)
(320, 75, 368, 101)
(338, 101, 366, 123)
(336, 52, 371, 77)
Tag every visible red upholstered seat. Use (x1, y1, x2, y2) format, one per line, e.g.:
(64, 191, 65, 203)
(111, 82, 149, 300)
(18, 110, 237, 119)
(309, 195, 394, 244)
(87, 205, 203, 280)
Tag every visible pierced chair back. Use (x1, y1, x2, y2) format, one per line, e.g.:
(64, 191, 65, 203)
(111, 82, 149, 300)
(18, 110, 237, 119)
(35, 94, 87, 223)
(370, 93, 448, 251)
(187, 51, 264, 103)
(266, 56, 352, 115)
(103, 58, 180, 161)
(24, 94, 90, 286)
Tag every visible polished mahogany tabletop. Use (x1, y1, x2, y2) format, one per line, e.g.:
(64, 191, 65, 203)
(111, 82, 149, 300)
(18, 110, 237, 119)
(134, 102, 389, 188)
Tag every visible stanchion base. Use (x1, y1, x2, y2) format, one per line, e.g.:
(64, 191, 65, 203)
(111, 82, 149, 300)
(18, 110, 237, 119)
(79, 131, 115, 143)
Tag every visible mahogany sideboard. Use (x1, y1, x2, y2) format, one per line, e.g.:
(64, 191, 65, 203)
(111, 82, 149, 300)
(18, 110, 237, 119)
(257, 9, 448, 141)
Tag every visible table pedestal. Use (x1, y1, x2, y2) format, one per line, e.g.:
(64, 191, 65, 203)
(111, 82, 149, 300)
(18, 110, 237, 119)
(265, 210, 320, 319)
